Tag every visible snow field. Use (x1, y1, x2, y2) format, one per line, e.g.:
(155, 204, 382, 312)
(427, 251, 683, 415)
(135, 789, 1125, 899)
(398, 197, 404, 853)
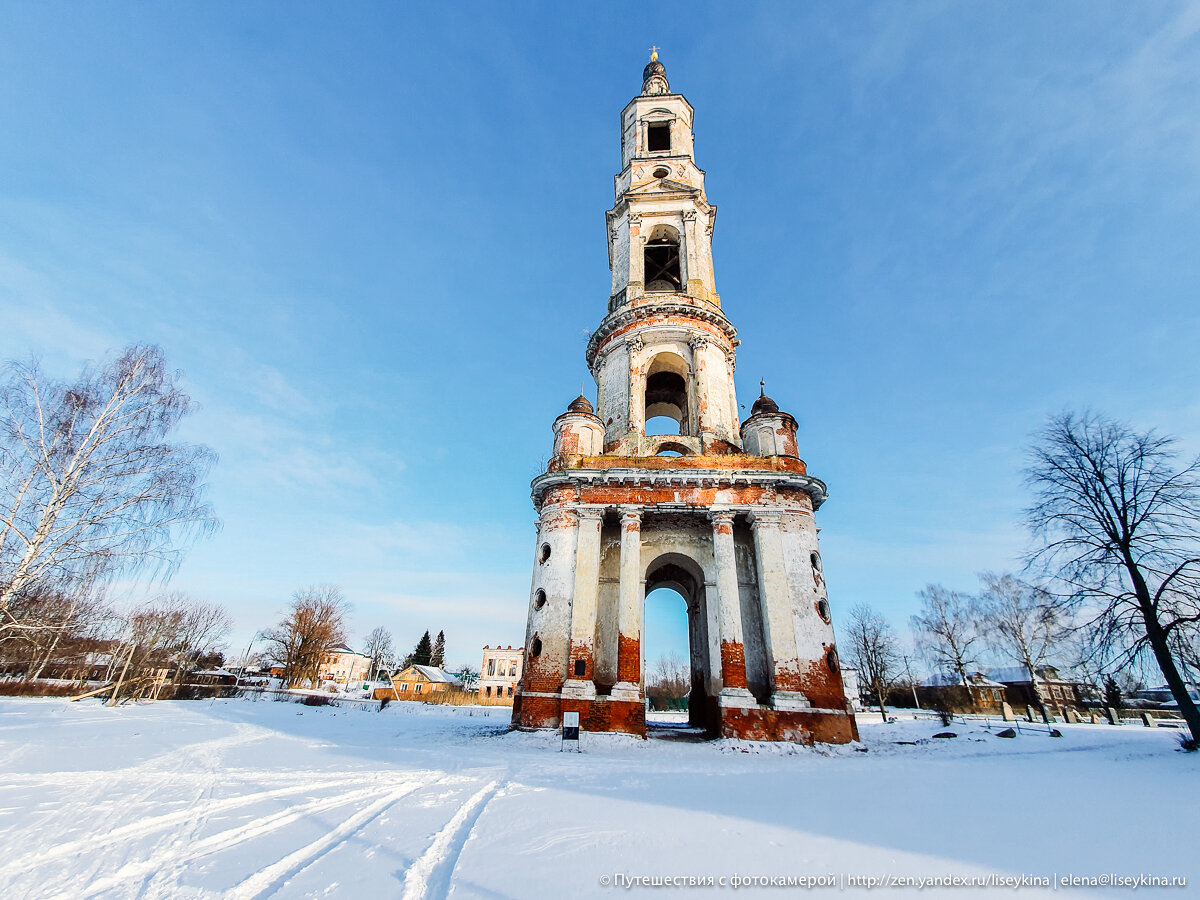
(0, 697, 1195, 898)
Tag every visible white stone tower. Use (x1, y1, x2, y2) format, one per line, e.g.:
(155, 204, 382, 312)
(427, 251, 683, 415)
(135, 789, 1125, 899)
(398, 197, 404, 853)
(512, 52, 857, 744)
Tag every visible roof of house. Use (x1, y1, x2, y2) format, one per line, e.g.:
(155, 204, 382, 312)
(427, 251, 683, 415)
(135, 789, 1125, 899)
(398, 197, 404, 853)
(396, 665, 462, 685)
(923, 671, 1004, 688)
(988, 665, 1070, 684)
(327, 644, 367, 657)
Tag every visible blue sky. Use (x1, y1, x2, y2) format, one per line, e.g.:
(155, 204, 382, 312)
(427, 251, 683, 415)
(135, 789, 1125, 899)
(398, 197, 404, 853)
(2, 3, 1198, 671)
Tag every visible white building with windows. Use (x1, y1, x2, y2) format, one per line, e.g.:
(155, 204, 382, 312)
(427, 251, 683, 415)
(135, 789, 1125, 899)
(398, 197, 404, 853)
(480, 646, 523, 704)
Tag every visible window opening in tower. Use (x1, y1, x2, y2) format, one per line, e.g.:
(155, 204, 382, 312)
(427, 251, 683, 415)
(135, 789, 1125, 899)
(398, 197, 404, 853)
(644, 239, 681, 292)
(647, 122, 671, 152)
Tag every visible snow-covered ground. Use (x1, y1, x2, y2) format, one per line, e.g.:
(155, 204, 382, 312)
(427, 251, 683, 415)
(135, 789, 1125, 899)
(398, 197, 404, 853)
(0, 697, 1195, 898)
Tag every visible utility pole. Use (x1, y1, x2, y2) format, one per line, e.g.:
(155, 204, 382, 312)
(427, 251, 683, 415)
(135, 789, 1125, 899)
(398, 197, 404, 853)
(903, 654, 921, 710)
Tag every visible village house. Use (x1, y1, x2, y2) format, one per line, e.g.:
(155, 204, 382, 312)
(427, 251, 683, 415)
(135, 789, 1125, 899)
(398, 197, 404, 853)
(318, 644, 372, 687)
(989, 666, 1096, 714)
(919, 672, 1008, 714)
(382, 665, 461, 701)
(480, 646, 523, 704)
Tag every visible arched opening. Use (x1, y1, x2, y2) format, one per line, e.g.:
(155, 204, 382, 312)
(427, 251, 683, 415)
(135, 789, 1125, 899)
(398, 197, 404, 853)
(644, 224, 681, 292)
(644, 554, 716, 734)
(644, 352, 690, 436)
(643, 586, 689, 724)
(645, 415, 681, 436)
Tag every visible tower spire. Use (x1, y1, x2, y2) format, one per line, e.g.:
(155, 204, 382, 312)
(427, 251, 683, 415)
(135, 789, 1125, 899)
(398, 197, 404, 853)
(641, 47, 669, 96)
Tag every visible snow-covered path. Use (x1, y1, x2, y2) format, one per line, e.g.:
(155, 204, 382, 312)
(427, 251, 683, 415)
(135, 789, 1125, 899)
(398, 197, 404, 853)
(0, 698, 1194, 898)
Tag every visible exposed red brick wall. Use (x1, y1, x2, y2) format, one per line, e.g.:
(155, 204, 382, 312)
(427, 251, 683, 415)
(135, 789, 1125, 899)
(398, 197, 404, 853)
(563, 696, 646, 736)
(567, 641, 594, 680)
(719, 706, 857, 745)
(522, 633, 565, 694)
(514, 694, 562, 730)
(574, 454, 807, 475)
(616, 633, 640, 684)
(720, 640, 748, 690)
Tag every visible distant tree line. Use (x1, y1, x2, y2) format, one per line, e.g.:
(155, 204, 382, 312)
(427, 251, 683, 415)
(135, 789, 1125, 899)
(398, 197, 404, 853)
(843, 411, 1200, 746)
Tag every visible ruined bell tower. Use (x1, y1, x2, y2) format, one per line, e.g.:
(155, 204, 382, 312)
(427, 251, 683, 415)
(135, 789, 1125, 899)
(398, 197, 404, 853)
(512, 52, 857, 745)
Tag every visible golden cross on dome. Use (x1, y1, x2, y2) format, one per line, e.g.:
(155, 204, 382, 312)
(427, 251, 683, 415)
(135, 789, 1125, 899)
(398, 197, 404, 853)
(648, 45, 660, 61)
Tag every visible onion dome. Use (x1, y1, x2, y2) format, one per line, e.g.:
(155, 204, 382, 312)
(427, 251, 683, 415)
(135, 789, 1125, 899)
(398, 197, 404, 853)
(751, 380, 779, 416)
(642, 47, 669, 95)
(567, 394, 594, 414)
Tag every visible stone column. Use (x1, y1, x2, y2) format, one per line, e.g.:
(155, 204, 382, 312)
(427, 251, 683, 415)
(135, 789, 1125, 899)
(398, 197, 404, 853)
(711, 511, 755, 707)
(749, 510, 810, 711)
(562, 506, 604, 700)
(683, 208, 701, 294)
(625, 335, 644, 439)
(612, 506, 643, 701)
(689, 335, 710, 440)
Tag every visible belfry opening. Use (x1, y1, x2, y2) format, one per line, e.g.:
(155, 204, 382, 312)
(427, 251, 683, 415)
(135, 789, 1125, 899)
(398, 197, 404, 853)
(644, 224, 681, 292)
(512, 51, 858, 746)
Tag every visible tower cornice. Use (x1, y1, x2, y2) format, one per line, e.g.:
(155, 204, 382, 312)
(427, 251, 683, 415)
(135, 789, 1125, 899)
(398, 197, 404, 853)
(585, 299, 737, 368)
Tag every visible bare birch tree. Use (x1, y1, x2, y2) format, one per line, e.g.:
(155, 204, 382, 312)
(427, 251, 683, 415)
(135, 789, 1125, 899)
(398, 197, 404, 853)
(910, 584, 984, 708)
(1026, 411, 1200, 743)
(262, 586, 349, 687)
(844, 602, 900, 721)
(978, 572, 1065, 720)
(362, 625, 395, 681)
(0, 346, 217, 614)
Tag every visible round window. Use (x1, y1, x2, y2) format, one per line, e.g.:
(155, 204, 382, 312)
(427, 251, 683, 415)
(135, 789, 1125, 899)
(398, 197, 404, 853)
(653, 166, 670, 179)
(533, 589, 547, 610)
(531, 637, 543, 657)
(817, 599, 830, 623)
(539, 543, 551, 563)
(826, 648, 839, 673)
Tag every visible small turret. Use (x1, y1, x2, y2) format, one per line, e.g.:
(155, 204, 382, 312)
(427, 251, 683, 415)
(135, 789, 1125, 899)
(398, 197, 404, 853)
(552, 395, 604, 458)
(740, 381, 799, 458)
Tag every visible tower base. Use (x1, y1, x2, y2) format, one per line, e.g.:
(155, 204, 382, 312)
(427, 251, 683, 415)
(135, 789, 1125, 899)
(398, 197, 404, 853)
(512, 691, 858, 745)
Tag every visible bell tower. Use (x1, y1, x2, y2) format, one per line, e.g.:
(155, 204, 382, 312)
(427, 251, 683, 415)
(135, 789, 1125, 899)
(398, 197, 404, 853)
(513, 52, 858, 746)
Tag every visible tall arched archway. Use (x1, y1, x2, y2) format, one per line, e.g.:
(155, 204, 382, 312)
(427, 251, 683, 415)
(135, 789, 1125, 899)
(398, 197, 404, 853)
(644, 552, 717, 733)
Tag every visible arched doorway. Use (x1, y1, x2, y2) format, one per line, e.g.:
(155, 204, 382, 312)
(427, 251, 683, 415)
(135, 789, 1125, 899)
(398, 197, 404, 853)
(643, 586, 689, 723)
(643, 553, 717, 734)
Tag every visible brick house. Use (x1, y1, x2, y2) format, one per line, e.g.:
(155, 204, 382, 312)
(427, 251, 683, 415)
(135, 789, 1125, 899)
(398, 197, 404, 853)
(480, 646, 523, 705)
(989, 666, 1096, 714)
(919, 671, 1008, 714)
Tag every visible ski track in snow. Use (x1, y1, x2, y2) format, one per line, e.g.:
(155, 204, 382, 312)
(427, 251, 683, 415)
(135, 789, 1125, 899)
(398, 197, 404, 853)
(75, 783, 407, 898)
(400, 780, 504, 900)
(224, 781, 425, 900)
(1, 699, 1194, 898)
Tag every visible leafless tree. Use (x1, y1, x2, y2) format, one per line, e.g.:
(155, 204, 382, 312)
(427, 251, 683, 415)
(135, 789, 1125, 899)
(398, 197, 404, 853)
(844, 602, 900, 721)
(262, 586, 349, 687)
(0, 346, 217, 616)
(0, 581, 112, 680)
(102, 593, 232, 703)
(910, 584, 984, 708)
(978, 572, 1065, 720)
(362, 625, 395, 681)
(646, 652, 690, 706)
(156, 592, 232, 680)
(1026, 411, 1200, 743)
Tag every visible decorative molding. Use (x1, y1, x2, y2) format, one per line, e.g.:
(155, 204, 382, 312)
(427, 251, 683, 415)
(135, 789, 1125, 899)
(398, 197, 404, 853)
(688, 335, 710, 351)
(683, 209, 698, 222)
(531, 469, 828, 510)
(586, 301, 737, 366)
(624, 335, 645, 354)
(708, 509, 736, 526)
